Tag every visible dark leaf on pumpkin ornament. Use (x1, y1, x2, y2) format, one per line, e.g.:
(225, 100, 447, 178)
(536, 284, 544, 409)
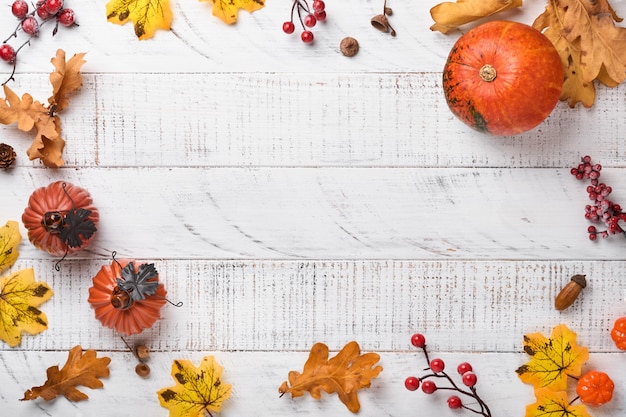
(59, 208, 96, 248)
(116, 261, 160, 301)
(279, 341, 383, 413)
(22, 345, 110, 402)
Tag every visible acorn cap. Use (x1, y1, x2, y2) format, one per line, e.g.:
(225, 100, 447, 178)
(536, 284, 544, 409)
(571, 274, 587, 288)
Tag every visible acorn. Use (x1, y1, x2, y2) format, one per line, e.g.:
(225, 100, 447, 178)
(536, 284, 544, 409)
(555, 274, 587, 311)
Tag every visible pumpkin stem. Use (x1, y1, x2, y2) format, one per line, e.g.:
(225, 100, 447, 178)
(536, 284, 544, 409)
(479, 64, 497, 82)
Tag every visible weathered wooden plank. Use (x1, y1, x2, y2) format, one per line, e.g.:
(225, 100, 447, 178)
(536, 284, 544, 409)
(0, 1, 556, 75)
(3, 167, 626, 260)
(0, 350, 623, 416)
(1, 259, 623, 353)
(2, 73, 625, 168)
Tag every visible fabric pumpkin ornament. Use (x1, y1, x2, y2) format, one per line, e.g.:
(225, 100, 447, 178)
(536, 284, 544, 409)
(22, 181, 99, 257)
(88, 258, 167, 336)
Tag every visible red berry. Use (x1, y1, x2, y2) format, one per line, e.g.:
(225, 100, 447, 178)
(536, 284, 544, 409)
(411, 333, 426, 348)
(0, 44, 16, 63)
(21, 16, 39, 36)
(404, 376, 420, 391)
(314, 10, 327, 22)
(447, 395, 463, 409)
(457, 362, 473, 375)
(11, 0, 29, 18)
(57, 8, 75, 26)
(301, 30, 314, 43)
(430, 358, 445, 373)
(312, 0, 325, 12)
(282, 21, 295, 34)
(44, 0, 63, 15)
(462, 371, 477, 387)
(304, 14, 317, 28)
(421, 380, 437, 394)
(36, 4, 50, 19)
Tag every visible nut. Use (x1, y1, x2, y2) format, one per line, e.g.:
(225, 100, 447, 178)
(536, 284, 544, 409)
(554, 274, 587, 311)
(340, 37, 359, 57)
(136, 344, 150, 360)
(135, 362, 151, 377)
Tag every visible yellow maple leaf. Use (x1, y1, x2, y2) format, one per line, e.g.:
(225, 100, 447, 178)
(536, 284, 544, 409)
(279, 341, 383, 413)
(0, 268, 53, 347)
(200, 0, 265, 25)
(525, 388, 592, 417)
(0, 220, 21, 274)
(106, 0, 173, 40)
(430, 0, 522, 34)
(22, 345, 111, 401)
(533, 0, 626, 107)
(157, 356, 232, 417)
(516, 324, 589, 391)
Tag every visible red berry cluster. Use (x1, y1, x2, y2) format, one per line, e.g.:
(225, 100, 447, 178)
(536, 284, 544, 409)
(1, 0, 77, 84)
(282, 0, 327, 44)
(404, 333, 491, 417)
(571, 156, 626, 240)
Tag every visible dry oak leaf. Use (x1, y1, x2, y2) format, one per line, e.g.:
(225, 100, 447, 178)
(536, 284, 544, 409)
(200, 0, 265, 25)
(525, 388, 592, 417)
(0, 50, 85, 167)
(533, 0, 626, 108)
(0, 268, 53, 347)
(22, 345, 111, 401)
(0, 220, 21, 274)
(106, 0, 173, 40)
(430, 0, 522, 34)
(279, 341, 383, 413)
(516, 324, 589, 391)
(158, 356, 232, 417)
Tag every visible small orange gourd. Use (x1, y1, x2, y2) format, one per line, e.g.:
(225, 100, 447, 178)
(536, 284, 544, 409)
(442, 20, 563, 136)
(576, 370, 614, 406)
(610, 317, 626, 350)
(88, 258, 167, 336)
(22, 181, 99, 256)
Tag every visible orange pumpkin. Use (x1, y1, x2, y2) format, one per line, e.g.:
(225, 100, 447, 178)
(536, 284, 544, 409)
(442, 20, 563, 136)
(88, 259, 167, 336)
(611, 317, 626, 350)
(576, 370, 614, 406)
(22, 181, 99, 256)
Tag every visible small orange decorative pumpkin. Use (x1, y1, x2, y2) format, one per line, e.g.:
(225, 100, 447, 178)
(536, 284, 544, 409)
(22, 181, 99, 256)
(610, 316, 626, 350)
(88, 258, 167, 336)
(576, 370, 614, 406)
(442, 20, 564, 136)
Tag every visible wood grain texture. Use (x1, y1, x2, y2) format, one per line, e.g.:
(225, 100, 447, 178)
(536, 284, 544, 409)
(1, 0, 626, 416)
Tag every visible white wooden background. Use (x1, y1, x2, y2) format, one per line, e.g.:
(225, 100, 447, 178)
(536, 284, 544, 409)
(2, 0, 626, 416)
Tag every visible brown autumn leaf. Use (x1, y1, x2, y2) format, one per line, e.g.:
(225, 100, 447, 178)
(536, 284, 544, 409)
(0, 49, 85, 167)
(430, 0, 522, 34)
(22, 345, 111, 402)
(533, 0, 626, 107)
(279, 341, 383, 413)
(49, 50, 87, 112)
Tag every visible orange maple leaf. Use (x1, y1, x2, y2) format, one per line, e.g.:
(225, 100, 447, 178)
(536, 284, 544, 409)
(525, 388, 592, 417)
(200, 0, 265, 25)
(279, 341, 383, 413)
(0, 49, 85, 167)
(22, 345, 111, 401)
(516, 324, 589, 391)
